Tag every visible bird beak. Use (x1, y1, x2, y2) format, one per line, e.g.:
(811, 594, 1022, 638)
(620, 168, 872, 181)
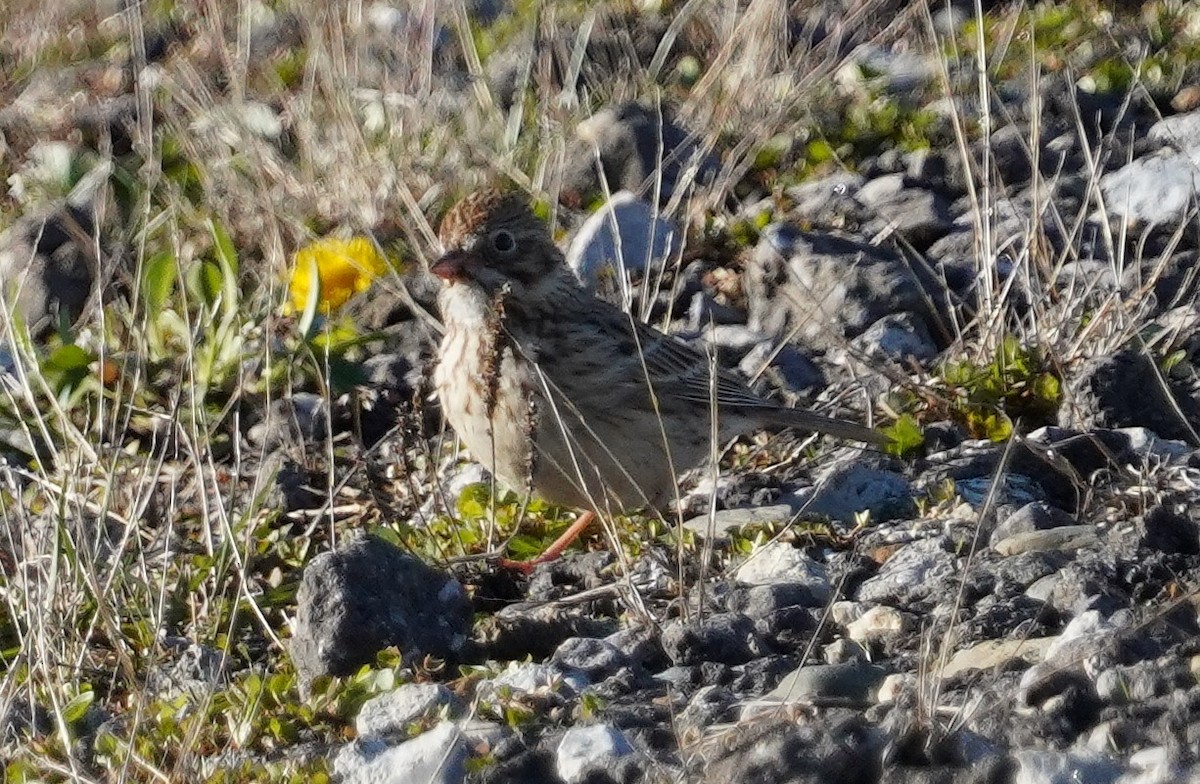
(430, 249, 479, 283)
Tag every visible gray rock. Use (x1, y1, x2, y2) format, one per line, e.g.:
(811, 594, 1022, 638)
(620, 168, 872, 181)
(850, 312, 938, 364)
(561, 102, 718, 207)
(550, 637, 632, 682)
(784, 172, 868, 228)
(555, 724, 636, 784)
(855, 173, 955, 248)
(1061, 349, 1200, 442)
(745, 224, 945, 348)
(791, 460, 914, 523)
(660, 613, 763, 666)
(823, 638, 870, 665)
(1099, 150, 1200, 229)
(476, 661, 588, 704)
(0, 203, 96, 338)
(680, 505, 795, 538)
(728, 582, 829, 618)
(1148, 108, 1200, 162)
(733, 541, 829, 595)
(356, 684, 455, 739)
(856, 537, 956, 604)
(145, 639, 226, 699)
(1012, 749, 1122, 784)
(991, 525, 1102, 556)
(565, 191, 680, 292)
(334, 721, 469, 784)
(290, 535, 472, 693)
(990, 501, 1077, 547)
(754, 661, 889, 708)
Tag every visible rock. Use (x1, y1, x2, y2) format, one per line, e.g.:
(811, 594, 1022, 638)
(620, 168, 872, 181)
(1099, 150, 1200, 230)
(565, 191, 680, 292)
(145, 639, 226, 698)
(745, 223, 946, 348)
(940, 638, 1056, 680)
(727, 582, 830, 619)
(555, 724, 636, 784)
(989, 502, 1077, 548)
(850, 312, 939, 365)
(845, 606, 909, 642)
(660, 613, 763, 666)
(791, 460, 914, 524)
(855, 173, 955, 249)
(290, 535, 472, 693)
(356, 684, 456, 739)
(550, 637, 634, 683)
(682, 504, 797, 539)
(560, 102, 718, 207)
(857, 537, 956, 604)
(753, 662, 889, 708)
(0, 203, 96, 338)
(1012, 749, 1122, 784)
(733, 542, 830, 597)
(823, 638, 870, 665)
(1137, 505, 1200, 555)
(476, 661, 589, 705)
(991, 526, 1102, 557)
(1148, 108, 1200, 162)
(334, 721, 469, 784)
(1060, 349, 1200, 442)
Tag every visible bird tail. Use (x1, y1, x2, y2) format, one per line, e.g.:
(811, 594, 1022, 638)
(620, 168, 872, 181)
(753, 406, 891, 446)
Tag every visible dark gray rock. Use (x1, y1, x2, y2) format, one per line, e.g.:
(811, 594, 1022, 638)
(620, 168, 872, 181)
(745, 224, 947, 349)
(856, 174, 955, 249)
(699, 716, 882, 783)
(791, 458, 915, 524)
(1060, 349, 1200, 442)
(660, 613, 763, 666)
(560, 102, 718, 207)
(551, 637, 635, 683)
(993, 499, 1080, 547)
(851, 312, 939, 365)
(291, 535, 471, 692)
(0, 203, 96, 338)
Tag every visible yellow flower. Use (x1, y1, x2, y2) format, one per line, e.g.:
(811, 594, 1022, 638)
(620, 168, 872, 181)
(288, 237, 388, 315)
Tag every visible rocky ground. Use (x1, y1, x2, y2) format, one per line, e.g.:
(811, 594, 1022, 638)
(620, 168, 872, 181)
(3, 1, 1200, 783)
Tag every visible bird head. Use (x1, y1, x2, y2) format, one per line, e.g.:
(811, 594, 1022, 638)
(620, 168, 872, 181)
(432, 189, 561, 296)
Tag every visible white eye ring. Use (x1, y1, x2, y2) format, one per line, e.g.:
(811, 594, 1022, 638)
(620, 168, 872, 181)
(490, 229, 517, 254)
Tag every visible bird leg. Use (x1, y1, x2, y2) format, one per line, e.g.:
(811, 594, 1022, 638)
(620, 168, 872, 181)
(498, 510, 598, 574)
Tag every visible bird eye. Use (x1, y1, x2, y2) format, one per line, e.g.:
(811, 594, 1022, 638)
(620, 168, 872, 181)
(489, 229, 517, 255)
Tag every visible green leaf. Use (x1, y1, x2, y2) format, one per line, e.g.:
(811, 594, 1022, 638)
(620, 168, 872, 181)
(42, 344, 93, 394)
(882, 414, 924, 456)
(63, 688, 95, 724)
(142, 251, 177, 312)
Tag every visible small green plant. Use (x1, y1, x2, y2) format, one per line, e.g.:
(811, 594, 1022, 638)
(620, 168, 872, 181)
(888, 337, 1061, 442)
